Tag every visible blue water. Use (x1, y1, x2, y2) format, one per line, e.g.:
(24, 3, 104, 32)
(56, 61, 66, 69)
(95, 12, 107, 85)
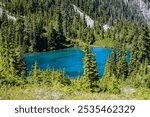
(24, 47, 130, 78)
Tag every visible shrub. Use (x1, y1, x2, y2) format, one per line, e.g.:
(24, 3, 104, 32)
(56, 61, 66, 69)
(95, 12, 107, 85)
(0, 75, 25, 86)
(28, 62, 71, 87)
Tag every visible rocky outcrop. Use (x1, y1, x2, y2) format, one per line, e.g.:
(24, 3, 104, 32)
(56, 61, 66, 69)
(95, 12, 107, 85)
(73, 5, 94, 28)
(0, 7, 16, 21)
(124, 0, 150, 26)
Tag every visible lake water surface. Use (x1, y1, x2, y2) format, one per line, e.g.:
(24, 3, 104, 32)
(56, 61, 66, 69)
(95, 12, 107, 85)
(24, 47, 130, 78)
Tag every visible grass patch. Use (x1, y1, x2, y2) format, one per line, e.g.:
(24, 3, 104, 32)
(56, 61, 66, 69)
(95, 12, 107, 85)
(0, 85, 150, 100)
(72, 38, 116, 48)
(93, 39, 116, 48)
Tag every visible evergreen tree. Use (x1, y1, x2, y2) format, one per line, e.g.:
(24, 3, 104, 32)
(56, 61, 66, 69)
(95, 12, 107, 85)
(15, 17, 26, 49)
(0, 19, 26, 85)
(56, 7, 67, 49)
(13, 46, 26, 78)
(129, 30, 141, 74)
(139, 25, 150, 62)
(109, 48, 117, 76)
(102, 52, 120, 94)
(29, 61, 42, 84)
(117, 41, 128, 80)
(34, 18, 47, 51)
(83, 45, 99, 92)
(47, 24, 57, 50)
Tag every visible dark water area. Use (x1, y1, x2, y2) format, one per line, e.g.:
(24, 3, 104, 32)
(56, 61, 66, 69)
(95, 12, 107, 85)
(24, 47, 130, 78)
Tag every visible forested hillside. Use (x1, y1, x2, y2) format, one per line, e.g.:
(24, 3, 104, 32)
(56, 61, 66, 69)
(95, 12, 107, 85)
(0, 0, 149, 52)
(0, 0, 150, 99)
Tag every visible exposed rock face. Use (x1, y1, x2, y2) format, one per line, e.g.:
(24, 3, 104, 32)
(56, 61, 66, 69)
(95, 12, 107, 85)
(73, 5, 94, 28)
(135, 0, 150, 26)
(7, 14, 16, 21)
(124, 0, 150, 26)
(0, 7, 16, 21)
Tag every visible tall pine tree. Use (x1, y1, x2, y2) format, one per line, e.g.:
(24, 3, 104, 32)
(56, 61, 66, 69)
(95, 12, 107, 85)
(83, 45, 99, 92)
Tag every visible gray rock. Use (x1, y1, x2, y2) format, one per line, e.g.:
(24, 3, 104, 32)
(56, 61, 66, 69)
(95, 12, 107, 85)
(0, 7, 16, 21)
(73, 5, 94, 28)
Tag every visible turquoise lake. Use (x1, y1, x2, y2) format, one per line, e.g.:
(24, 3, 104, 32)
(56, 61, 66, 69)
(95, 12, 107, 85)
(24, 47, 130, 78)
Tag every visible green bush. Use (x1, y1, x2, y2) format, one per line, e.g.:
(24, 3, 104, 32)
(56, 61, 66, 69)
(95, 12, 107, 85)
(143, 74, 150, 88)
(0, 74, 25, 86)
(28, 62, 71, 87)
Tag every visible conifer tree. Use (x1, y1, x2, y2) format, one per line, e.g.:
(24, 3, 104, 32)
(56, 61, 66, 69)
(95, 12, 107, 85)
(47, 24, 57, 50)
(139, 25, 150, 62)
(83, 45, 99, 92)
(56, 6, 67, 49)
(13, 46, 26, 78)
(109, 48, 117, 76)
(15, 17, 26, 47)
(117, 40, 128, 80)
(102, 50, 120, 94)
(29, 61, 42, 84)
(129, 31, 141, 74)
(0, 19, 26, 85)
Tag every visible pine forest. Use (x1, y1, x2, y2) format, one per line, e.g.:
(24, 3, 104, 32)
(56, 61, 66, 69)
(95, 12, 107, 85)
(0, 0, 150, 99)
